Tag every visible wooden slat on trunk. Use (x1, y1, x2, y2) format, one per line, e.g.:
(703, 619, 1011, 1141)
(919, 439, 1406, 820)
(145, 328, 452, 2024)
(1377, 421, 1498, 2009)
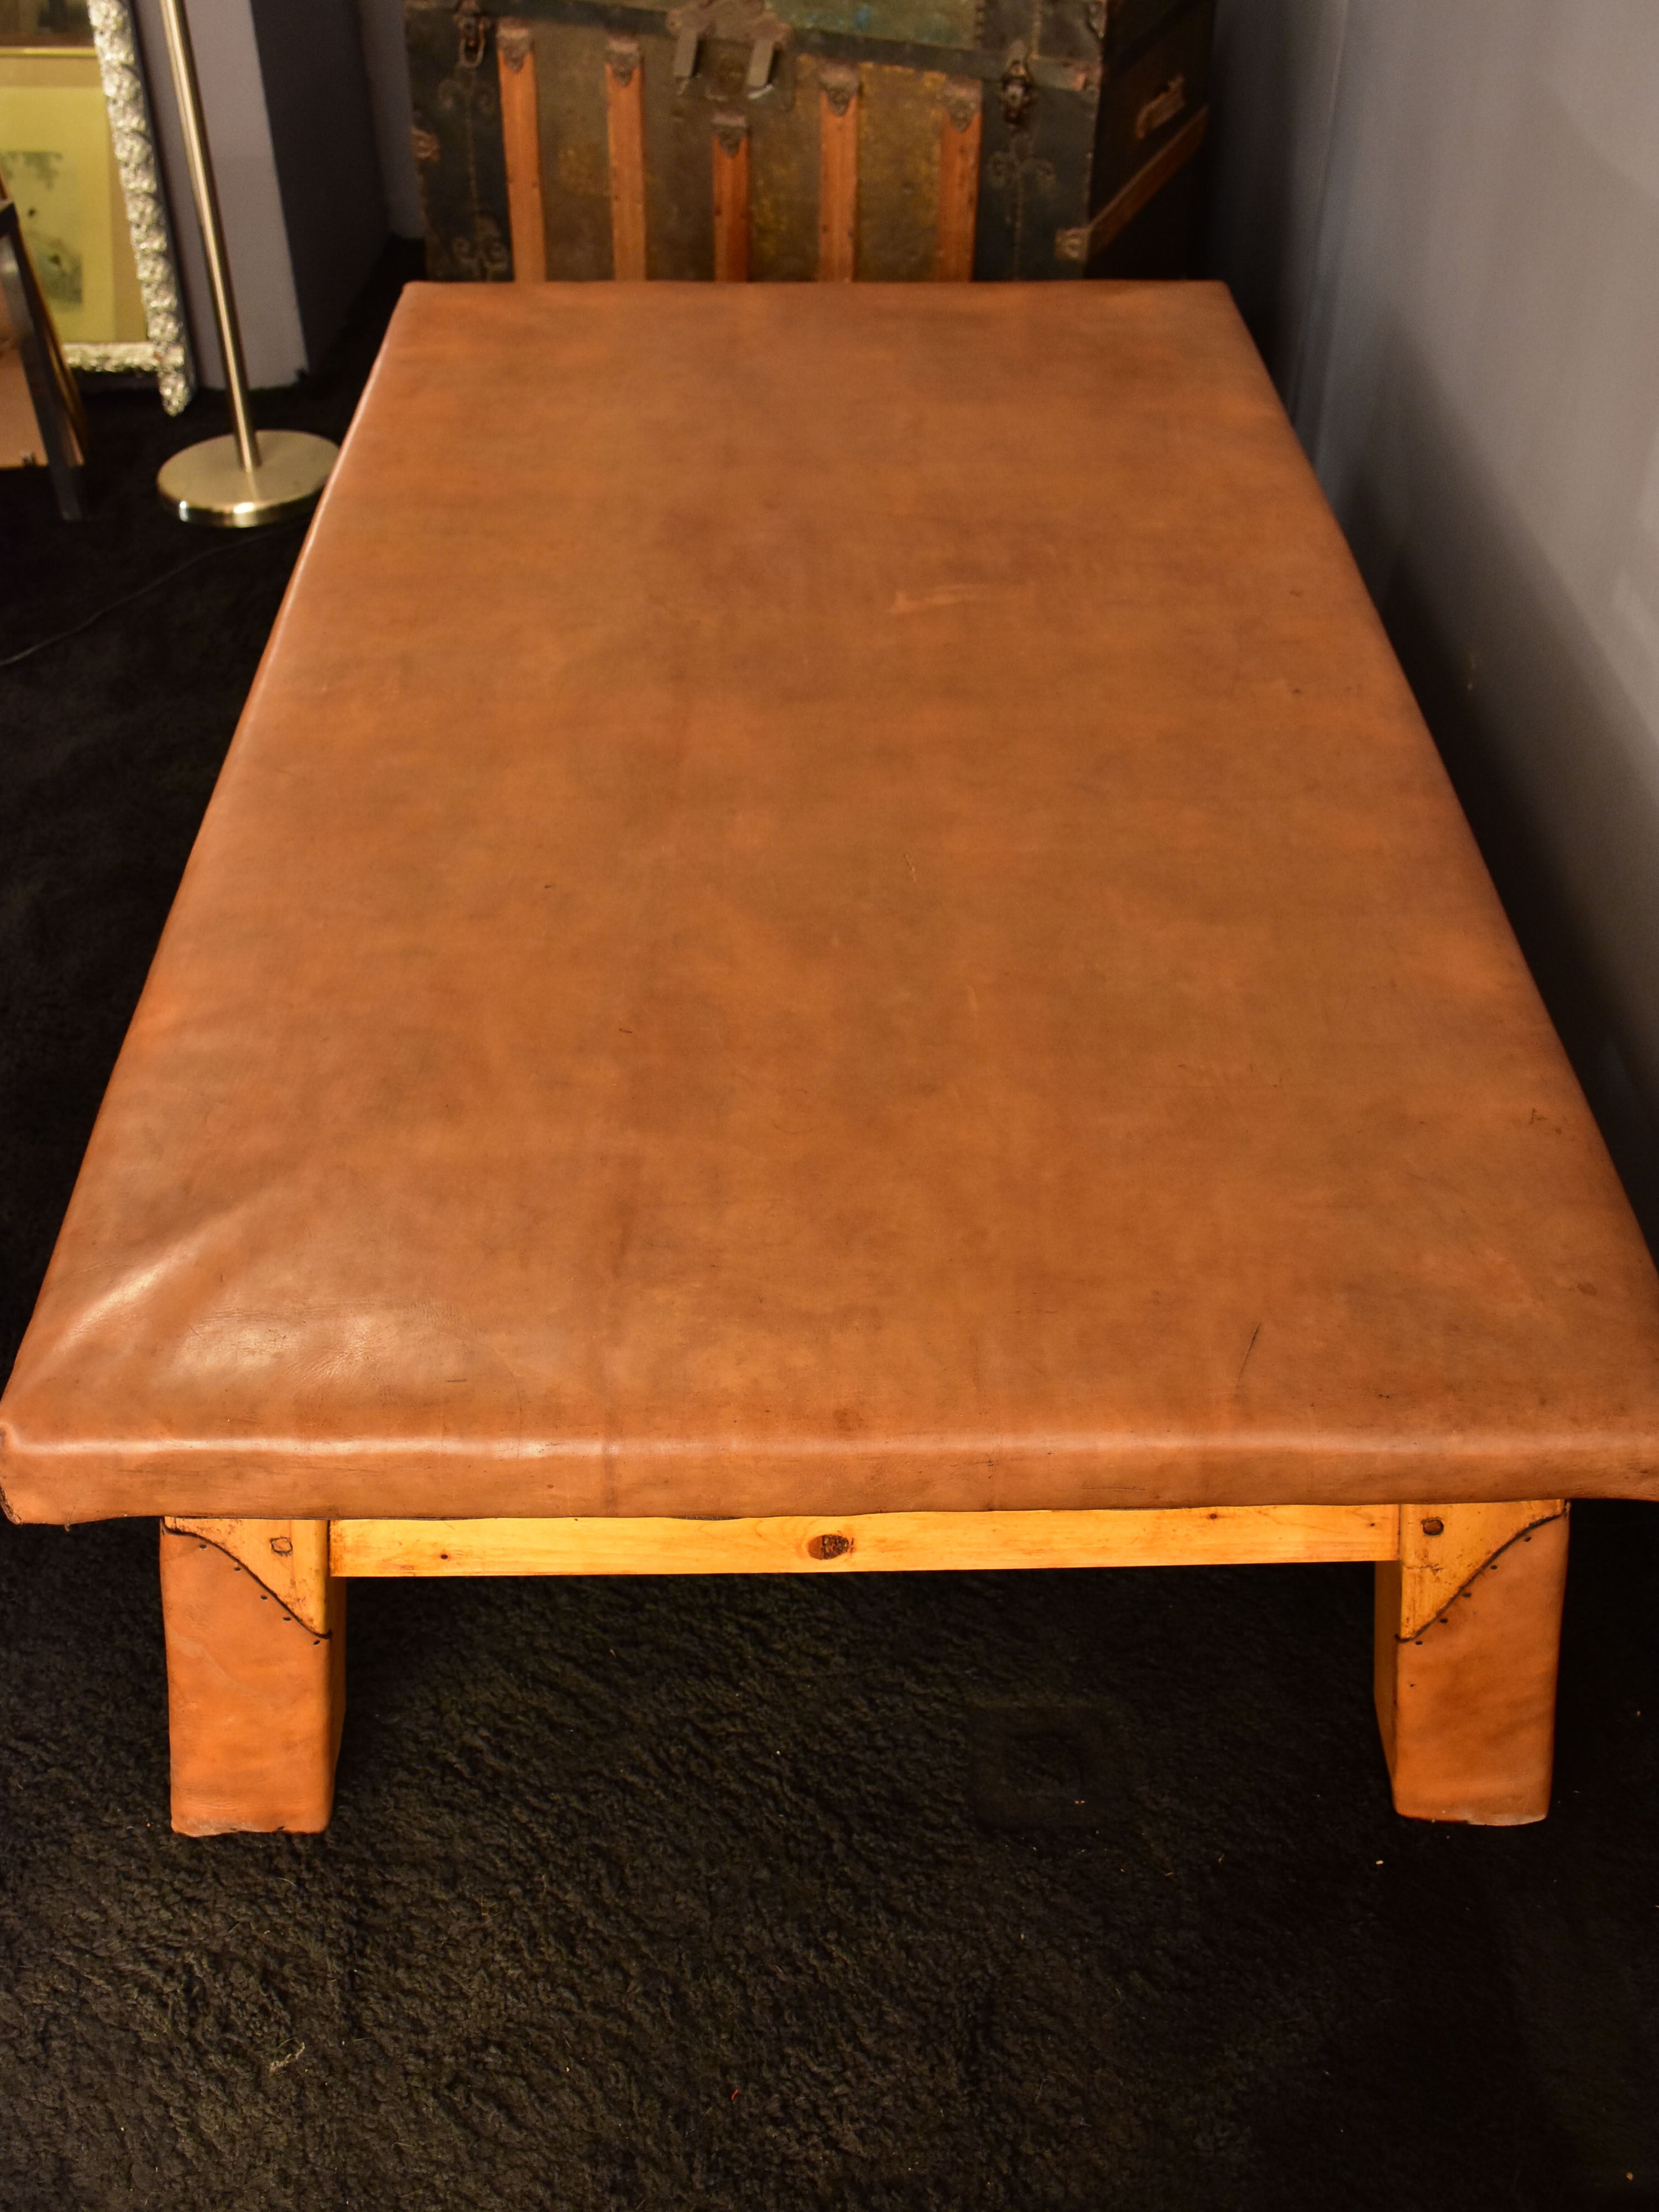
(934, 77, 980, 280)
(817, 65, 859, 281)
(606, 37, 648, 279)
(712, 112, 751, 281)
(496, 21, 546, 281)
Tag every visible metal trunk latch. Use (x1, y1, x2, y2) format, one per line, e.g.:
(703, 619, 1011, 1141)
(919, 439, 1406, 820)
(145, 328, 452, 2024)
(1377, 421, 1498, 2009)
(999, 43, 1036, 128)
(453, 0, 490, 68)
(669, 0, 789, 94)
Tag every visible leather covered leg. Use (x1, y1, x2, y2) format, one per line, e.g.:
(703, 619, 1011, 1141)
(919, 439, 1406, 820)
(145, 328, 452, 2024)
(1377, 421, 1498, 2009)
(160, 1518, 344, 1835)
(1375, 1501, 1567, 1825)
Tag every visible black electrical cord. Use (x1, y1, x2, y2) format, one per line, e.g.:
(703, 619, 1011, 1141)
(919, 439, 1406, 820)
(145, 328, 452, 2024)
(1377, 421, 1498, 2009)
(0, 515, 306, 672)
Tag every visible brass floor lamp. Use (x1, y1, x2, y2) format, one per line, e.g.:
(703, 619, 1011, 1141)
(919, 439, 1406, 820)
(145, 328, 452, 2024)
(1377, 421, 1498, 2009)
(155, 0, 337, 527)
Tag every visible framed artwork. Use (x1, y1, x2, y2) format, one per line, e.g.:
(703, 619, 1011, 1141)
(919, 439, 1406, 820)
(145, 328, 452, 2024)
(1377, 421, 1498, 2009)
(0, 45, 144, 343)
(0, 0, 192, 410)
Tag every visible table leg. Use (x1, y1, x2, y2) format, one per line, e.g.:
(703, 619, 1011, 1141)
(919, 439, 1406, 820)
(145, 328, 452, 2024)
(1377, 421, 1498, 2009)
(159, 1517, 345, 1835)
(1374, 1499, 1568, 1824)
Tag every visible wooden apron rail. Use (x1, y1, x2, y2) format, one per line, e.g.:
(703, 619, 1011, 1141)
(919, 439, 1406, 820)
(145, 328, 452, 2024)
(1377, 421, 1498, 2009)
(159, 1499, 1571, 1833)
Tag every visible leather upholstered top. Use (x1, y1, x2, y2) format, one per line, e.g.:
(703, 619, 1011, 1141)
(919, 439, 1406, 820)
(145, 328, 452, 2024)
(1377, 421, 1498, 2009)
(6, 281, 1659, 1524)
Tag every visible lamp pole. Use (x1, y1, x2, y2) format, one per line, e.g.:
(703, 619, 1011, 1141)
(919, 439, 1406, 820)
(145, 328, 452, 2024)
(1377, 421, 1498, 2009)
(154, 0, 337, 526)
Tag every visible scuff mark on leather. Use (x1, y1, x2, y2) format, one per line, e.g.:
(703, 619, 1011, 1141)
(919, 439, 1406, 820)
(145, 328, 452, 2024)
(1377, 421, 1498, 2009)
(1234, 1323, 1261, 1390)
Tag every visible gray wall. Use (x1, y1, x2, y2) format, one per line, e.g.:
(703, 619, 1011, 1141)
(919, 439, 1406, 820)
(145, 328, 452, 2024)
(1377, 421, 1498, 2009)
(139, 0, 390, 387)
(1206, 0, 1659, 1217)
(137, 0, 307, 388)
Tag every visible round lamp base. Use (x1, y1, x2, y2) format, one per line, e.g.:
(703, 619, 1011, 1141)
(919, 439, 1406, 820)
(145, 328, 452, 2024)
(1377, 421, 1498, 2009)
(158, 429, 338, 528)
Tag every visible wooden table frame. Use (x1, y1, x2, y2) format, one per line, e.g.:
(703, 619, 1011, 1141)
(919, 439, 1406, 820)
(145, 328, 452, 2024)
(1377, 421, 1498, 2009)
(158, 1496, 1569, 1837)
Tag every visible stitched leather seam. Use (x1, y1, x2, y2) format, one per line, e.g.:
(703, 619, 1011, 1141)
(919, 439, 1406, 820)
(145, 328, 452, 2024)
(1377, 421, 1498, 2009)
(1396, 1504, 1568, 1644)
(160, 1519, 332, 1639)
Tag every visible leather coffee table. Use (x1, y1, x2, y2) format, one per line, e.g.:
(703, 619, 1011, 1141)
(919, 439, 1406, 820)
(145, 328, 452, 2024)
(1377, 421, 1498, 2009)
(6, 283, 1659, 1834)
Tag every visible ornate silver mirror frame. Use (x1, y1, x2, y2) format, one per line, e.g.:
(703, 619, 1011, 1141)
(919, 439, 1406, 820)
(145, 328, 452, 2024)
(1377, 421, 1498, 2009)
(69, 0, 194, 411)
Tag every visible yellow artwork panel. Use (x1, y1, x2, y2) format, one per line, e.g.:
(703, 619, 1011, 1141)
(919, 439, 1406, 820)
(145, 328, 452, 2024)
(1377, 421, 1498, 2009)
(0, 48, 145, 346)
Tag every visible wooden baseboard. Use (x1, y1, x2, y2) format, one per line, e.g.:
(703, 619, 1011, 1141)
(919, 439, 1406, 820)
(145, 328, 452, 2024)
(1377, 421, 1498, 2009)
(327, 1501, 1399, 1579)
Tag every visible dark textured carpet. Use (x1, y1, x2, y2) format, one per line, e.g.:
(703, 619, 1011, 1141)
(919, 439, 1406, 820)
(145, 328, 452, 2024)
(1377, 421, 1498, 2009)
(2, 249, 1657, 2211)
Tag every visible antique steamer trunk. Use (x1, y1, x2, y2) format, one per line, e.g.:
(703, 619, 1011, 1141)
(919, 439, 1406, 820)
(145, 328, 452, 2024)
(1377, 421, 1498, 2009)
(405, 0, 1212, 284)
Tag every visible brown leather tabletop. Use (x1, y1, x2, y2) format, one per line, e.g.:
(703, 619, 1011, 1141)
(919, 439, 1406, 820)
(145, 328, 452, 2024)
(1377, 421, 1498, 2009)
(6, 281, 1659, 1525)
